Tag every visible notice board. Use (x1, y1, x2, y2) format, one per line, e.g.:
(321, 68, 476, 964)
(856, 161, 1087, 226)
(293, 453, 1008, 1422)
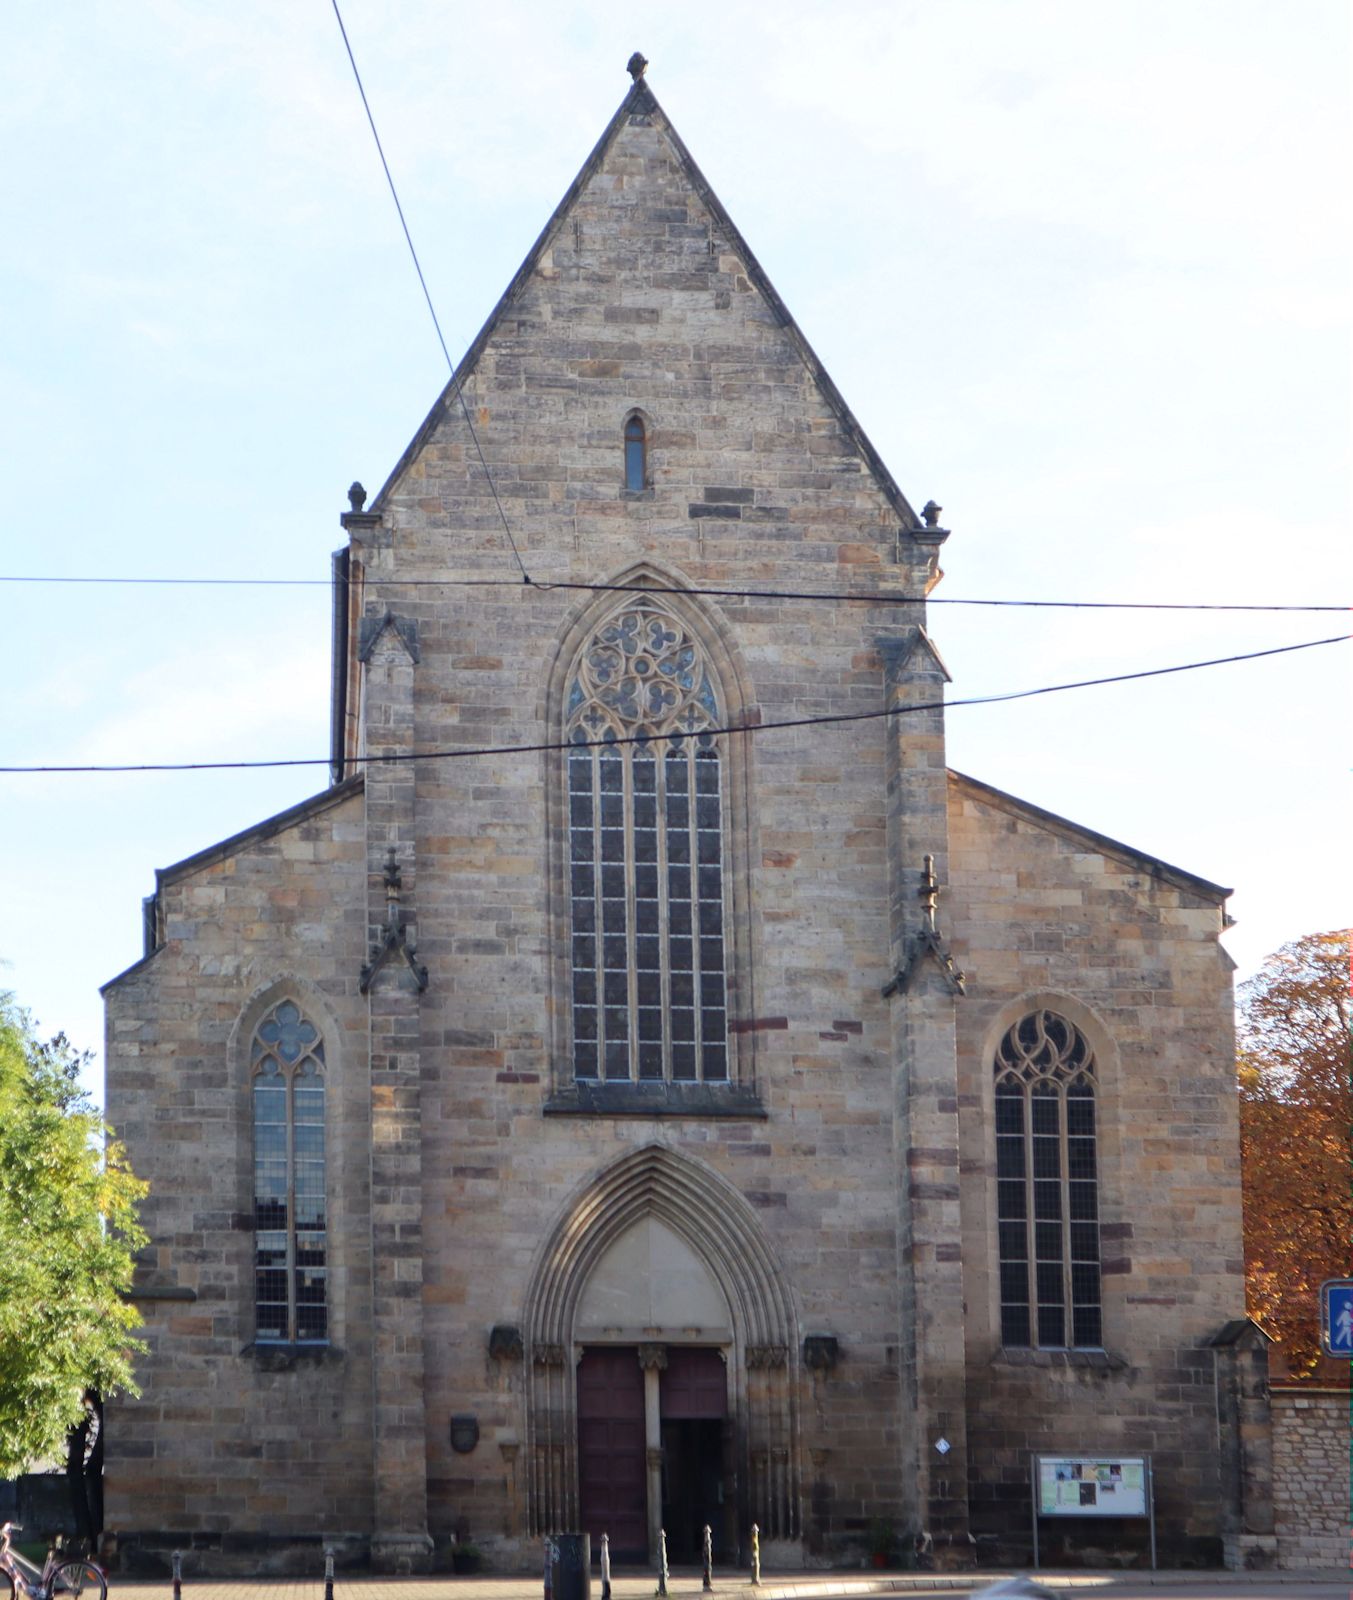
(1035, 1456, 1149, 1518)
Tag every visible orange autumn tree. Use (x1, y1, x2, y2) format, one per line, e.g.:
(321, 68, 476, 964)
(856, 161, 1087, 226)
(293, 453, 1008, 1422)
(1238, 929, 1352, 1377)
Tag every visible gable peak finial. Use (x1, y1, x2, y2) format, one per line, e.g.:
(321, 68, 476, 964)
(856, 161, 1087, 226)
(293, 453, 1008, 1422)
(626, 52, 648, 82)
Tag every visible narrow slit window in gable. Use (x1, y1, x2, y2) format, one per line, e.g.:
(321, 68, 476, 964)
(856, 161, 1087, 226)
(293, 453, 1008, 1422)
(624, 415, 647, 492)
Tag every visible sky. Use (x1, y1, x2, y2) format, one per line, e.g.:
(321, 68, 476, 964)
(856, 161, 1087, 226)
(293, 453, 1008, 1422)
(2, 0, 1349, 1107)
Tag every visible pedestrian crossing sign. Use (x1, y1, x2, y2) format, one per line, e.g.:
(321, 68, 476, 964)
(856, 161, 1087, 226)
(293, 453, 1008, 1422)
(1319, 1279, 1353, 1357)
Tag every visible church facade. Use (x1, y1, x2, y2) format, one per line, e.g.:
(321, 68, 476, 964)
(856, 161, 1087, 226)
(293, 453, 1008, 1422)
(102, 73, 1271, 1575)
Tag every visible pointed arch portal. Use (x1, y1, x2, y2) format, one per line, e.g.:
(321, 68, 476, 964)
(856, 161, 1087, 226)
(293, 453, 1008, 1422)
(522, 1144, 800, 1554)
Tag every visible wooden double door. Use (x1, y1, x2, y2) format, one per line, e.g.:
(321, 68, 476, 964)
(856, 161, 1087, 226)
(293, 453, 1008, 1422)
(577, 1346, 729, 1564)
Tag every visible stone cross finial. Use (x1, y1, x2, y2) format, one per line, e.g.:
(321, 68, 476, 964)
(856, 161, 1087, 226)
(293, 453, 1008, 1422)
(627, 52, 648, 81)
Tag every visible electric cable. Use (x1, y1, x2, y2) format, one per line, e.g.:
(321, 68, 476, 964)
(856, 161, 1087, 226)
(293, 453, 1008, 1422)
(0, 572, 1343, 614)
(3, 632, 1344, 776)
(328, 0, 529, 584)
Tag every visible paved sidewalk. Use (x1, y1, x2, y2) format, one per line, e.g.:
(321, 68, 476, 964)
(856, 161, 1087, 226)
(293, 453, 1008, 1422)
(101, 1570, 1353, 1600)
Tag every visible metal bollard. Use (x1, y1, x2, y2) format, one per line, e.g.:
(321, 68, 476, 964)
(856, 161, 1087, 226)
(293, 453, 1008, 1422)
(702, 1524, 713, 1592)
(750, 1523, 760, 1587)
(655, 1527, 669, 1598)
(543, 1536, 555, 1600)
(324, 1545, 335, 1600)
(600, 1533, 612, 1600)
(171, 1550, 182, 1600)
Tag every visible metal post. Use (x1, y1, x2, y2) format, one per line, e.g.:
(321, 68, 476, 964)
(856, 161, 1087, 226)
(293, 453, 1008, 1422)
(656, 1527, 669, 1597)
(544, 1536, 555, 1600)
(171, 1550, 182, 1600)
(750, 1523, 760, 1587)
(702, 1524, 713, 1592)
(324, 1546, 335, 1600)
(601, 1533, 612, 1600)
(1029, 1455, 1040, 1570)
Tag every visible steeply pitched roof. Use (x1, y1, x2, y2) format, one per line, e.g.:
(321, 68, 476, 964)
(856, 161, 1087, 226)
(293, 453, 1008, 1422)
(371, 76, 924, 533)
(950, 769, 1232, 903)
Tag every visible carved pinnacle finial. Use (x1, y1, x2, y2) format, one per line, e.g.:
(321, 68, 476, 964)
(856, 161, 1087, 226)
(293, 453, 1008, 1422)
(626, 52, 648, 81)
(921, 500, 942, 529)
(348, 481, 367, 512)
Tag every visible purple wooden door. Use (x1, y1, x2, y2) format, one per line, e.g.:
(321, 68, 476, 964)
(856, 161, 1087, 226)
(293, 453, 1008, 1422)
(577, 1347, 647, 1560)
(659, 1347, 727, 1419)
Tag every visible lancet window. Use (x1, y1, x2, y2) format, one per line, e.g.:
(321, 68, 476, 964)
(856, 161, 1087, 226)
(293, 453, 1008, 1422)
(566, 600, 728, 1084)
(624, 414, 647, 492)
(251, 1000, 328, 1343)
(994, 1009, 1102, 1348)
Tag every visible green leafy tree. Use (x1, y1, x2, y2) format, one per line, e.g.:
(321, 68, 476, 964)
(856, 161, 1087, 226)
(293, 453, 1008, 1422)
(1238, 930, 1352, 1377)
(0, 993, 147, 1477)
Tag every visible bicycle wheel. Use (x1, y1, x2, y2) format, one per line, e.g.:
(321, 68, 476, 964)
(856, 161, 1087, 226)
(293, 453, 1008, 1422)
(50, 1561, 106, 1600)
(0, 1564, 15, 1600)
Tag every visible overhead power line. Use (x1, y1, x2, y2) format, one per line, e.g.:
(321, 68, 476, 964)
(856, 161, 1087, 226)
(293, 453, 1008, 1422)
(3, 632, 1345, 777)
(328, 0, 529, 583)
(0, 573, 1343, 614)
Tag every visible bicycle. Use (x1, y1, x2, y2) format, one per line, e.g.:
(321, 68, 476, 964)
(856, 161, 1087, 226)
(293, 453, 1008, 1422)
(0, 1525, 106, 1600)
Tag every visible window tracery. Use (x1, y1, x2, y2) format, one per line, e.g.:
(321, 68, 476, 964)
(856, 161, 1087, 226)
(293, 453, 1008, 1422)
(251, 999, 327, 1343)
(566, 600, 728, 1084)
(993, 1009, 1101, 1348)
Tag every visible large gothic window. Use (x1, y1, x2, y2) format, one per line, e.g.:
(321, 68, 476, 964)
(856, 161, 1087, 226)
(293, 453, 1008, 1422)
(566, 600, 728, 1084)
(252, 1000, 328, 1343)
(994, 1009, 1102, 1348)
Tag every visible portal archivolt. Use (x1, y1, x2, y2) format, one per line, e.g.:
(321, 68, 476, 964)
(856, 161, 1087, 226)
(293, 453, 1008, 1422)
(522, 1144, 800, 1544)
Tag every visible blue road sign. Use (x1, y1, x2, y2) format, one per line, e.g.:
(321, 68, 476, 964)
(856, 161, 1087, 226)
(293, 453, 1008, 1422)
(1320, 1279, 1353, 1357)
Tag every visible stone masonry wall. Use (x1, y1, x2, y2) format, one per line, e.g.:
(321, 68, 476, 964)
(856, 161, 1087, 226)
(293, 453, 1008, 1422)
(353, 88, 937, 1563)
(946, 774, 1242, 1566)
(103, 785, 372, 1573)
(1273, 1388, 1352, 1569)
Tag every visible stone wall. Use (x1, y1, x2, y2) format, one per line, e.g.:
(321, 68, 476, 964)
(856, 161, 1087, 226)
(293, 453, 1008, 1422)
(1273, 1386, 1352, 1569)
(103, 784, 373, 1572)
(347, 82, 940, 1565)
(947, 773, 1242, 1566)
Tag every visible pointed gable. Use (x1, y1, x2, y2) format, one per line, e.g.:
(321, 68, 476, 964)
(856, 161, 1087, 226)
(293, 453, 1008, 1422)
(371, 77, 930, 572)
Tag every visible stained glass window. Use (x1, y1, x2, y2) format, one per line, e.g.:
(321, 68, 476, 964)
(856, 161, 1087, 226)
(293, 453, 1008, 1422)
(252, 1000, 327, 1343)
(567, 600, 728, 1084)
(994, 1009, 1101, 1348)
